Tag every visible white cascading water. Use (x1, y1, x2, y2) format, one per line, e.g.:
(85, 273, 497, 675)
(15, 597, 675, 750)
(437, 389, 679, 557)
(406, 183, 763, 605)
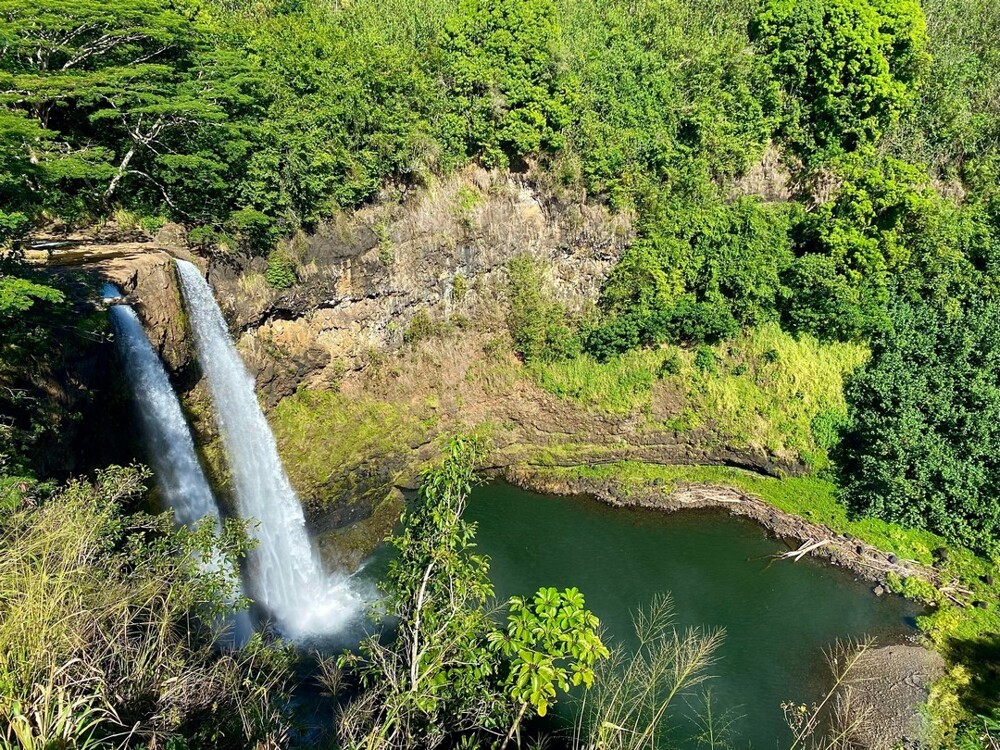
(104, 284, 252, 647)
(174, 261, 363, 640)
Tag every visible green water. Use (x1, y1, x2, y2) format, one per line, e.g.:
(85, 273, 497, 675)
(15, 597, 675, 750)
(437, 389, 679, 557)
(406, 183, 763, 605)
(465, 483, 921, 749)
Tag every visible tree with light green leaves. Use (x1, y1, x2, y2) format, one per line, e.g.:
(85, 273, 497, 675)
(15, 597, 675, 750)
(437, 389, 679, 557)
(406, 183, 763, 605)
(752, 0, 929, 162)
(441, 0, 573, 168)
(491, 586, 608, 749)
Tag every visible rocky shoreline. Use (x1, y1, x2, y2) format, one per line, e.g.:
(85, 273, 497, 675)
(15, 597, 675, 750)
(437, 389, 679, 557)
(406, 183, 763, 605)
(501, 465, 942, 591)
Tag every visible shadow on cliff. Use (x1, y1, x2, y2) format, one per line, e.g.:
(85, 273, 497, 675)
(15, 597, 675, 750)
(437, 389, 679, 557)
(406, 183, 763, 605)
(9, 264, 145, 480)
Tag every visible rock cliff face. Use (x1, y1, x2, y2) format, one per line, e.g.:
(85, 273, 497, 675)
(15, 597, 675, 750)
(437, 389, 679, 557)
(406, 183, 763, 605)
(206, 168, 631, 404)
(95, 249, 193, 374)
(34, 169, 803, 568)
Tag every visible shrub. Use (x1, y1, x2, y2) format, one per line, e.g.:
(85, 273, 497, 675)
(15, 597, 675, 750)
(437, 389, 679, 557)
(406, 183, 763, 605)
(694, 346, 717, 373)
(658, 350, 683, 378)
(265, 250, 297, 289)
(810, 408, 849, 452)
(841, 297, 1000, 553)
(752, 0, 929, 161)
(583, 315, 643, 363)
(644, 298, 741, 346)
(506, 255, 579, 363)
(403, 308, 448, 344)
(452, 273, 468, 301)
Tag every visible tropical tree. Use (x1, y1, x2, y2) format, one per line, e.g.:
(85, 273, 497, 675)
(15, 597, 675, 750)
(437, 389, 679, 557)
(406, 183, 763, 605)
(337, 437, 510, 749)
(441, 0, 572, 167)
(491, 586, 608, 749)
(752, 0, 929, 162)
(0, 0, 252, 220)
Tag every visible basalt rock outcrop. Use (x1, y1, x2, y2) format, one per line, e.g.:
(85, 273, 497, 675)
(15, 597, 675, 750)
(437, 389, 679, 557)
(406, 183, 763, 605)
(27, 226, 199, 375)
(206, 168, 631, 404)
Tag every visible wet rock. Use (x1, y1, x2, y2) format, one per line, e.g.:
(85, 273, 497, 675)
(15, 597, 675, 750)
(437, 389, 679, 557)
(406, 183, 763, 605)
(873, 585, 886, 597)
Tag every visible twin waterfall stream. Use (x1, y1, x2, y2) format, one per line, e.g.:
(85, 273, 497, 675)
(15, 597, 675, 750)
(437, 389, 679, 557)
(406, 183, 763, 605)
(108, 261, 363, 643)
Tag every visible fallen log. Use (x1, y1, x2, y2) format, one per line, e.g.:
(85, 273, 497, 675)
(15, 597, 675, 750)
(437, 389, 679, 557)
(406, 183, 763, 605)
(776, 538, 830, 562)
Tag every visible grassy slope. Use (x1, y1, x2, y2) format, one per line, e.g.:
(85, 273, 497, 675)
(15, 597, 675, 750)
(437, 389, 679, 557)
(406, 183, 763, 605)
(529, 324, 867, 468)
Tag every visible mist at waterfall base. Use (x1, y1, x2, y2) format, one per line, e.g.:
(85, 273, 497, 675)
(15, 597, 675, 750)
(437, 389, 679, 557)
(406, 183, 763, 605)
(104, 284, 252, 647)
(174, 261, 368, 641)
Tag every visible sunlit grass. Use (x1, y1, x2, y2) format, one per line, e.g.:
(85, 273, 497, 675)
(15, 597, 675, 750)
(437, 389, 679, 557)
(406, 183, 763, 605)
(527, 324, 867, 466)
(681, 324, 867, 466)
(528, 349, 664, 415)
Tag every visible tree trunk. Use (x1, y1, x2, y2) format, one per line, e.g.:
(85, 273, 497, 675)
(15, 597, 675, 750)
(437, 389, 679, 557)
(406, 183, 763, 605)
(500, 702, 529, 750)
(409, 560, 435, 691)
(105, 145, 137, 200)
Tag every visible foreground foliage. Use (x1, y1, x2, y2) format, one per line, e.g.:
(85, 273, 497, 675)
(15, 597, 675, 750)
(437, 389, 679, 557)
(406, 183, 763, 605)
(0, 465, 292, 749)
(336, 438, 608, 749)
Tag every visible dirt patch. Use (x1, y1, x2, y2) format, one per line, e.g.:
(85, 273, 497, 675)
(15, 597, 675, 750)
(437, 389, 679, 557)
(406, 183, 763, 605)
(842, 645, 945, 749)
(502, 467, 942, 589)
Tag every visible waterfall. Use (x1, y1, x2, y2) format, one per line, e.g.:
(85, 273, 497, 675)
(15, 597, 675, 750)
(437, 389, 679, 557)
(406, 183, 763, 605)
(104, 284, 252, 647)
(174, 261, 363, 640)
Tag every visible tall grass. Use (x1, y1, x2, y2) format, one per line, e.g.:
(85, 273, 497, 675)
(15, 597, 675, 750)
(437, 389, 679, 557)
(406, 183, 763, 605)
(572, 595, 723, 750)
(529, 349, 664, 416)
(0, 466, 291, 749)
(682, 324, 867, 466)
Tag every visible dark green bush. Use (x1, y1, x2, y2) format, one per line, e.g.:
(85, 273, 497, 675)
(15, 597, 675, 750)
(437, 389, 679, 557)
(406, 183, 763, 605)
(582, 315, 642, 363)
(592, 195, 792, 356)
(694, 346, 717, 373)
(265, 250, 297, 289)
(841, 297, 1000, 553)
(658, 351, 683, 378)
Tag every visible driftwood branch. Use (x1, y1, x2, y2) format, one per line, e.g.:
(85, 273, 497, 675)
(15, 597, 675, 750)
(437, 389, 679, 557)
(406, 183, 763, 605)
(775, 538, 830, 562)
